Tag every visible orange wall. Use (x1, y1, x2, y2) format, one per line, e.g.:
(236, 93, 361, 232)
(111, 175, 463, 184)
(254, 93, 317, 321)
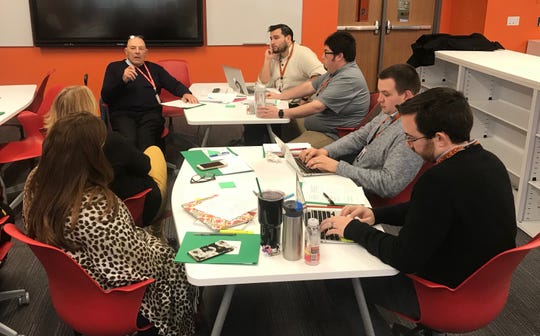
(439, 0, 540, 52)
(483, 0, 540, 52)
(0, 0, 338, 100)
(439, 0, 487, 35)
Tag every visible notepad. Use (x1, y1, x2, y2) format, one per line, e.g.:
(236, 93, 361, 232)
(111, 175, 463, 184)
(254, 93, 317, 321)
(181, 148, 253, 176)
(182, 194, 256, 231)
(161, 100, 204, 109)
(175, 231, 260, 265)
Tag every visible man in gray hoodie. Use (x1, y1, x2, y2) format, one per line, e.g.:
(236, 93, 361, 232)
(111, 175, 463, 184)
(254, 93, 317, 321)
(298, 64, 423, 198)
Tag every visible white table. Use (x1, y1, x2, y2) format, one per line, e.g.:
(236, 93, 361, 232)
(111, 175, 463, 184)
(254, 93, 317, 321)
(0, 84, 36, 125)
(186, 83, 290, 146)
(171, 146, 398, 336)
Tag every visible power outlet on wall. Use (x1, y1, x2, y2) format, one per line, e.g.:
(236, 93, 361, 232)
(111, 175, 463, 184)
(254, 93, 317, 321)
(507, 16, 520, 26)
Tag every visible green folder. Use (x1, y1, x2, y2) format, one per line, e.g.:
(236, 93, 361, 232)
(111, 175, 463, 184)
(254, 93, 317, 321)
(181, 150, 224, 176)
(175, 231, 260, 265)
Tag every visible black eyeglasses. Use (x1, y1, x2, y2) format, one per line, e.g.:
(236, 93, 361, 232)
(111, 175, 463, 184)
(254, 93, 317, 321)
(323, 50, 335, 56)
(405, 135, 429, 144)
(190, 173, 216, 184)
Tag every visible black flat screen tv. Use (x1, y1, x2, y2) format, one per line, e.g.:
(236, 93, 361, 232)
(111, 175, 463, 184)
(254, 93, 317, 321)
(29, 0, 203, 47)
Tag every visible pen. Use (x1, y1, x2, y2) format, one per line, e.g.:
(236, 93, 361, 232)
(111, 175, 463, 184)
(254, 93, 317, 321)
(220, 229, 253, 234)
(284, 193, 294, 200)
(323, 192, 336, 206)
(195, 233, 237, 236)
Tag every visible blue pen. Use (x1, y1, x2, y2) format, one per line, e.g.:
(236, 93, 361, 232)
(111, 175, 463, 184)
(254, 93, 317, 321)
(284, 193, 294, 200)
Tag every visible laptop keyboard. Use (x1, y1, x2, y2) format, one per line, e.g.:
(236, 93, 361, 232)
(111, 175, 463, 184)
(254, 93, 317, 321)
(305, 209, 343, 242)
(295, 157, 323, 174)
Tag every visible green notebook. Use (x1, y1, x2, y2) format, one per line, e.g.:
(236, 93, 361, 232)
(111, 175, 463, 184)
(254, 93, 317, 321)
(175, 231, 260, 265)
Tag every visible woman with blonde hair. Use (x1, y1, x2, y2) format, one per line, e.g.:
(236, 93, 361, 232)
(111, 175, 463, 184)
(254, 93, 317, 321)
(24, 112, 196, 335)
(45, 85, 166, 230)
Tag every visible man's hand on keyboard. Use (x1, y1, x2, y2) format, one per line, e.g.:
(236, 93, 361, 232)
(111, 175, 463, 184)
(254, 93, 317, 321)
(306, 155, 338, 172)
(299, 148, 328, 162)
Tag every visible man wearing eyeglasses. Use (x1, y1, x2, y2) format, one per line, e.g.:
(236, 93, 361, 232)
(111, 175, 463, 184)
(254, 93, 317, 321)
(257, 31, 370, 148)
(299, 64, 424, 199)
(320, 87, 516, 335)
(101, 35, 198, 151)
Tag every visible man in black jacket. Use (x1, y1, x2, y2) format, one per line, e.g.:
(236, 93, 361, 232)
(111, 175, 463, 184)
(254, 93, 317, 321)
(101, 35, 198, 150)
(321, 87, 517, 334)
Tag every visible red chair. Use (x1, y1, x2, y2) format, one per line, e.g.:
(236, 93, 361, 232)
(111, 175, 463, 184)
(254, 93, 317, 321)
(3, 223, 155, 336)
(368, 162, 433, 208)
(337, 92, 380, 138)
(0, 217, 30, 336)
(123, 188, 152, 227)
(157, 59, 192, 132)
(26, 68, 56, 113)
(393, 233, 540, 335)
(0, 84, 65, 209)
(2, 69, 55, 139)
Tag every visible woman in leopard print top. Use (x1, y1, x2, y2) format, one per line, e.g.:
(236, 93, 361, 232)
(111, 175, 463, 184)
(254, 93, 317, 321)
(23, 112, 196, 336)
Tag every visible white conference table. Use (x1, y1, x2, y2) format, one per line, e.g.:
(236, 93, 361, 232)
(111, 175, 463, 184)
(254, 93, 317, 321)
(171, 146, 398, 336)
(0, 84, 36, 125)
(185, 83, 290, 146)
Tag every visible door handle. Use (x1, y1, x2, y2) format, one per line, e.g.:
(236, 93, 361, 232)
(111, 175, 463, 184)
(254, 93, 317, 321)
(374, 20, 379, 35)
(337, 22, 380, 33)
(385, 21, 431, 34)
(385, 20, 392, 35)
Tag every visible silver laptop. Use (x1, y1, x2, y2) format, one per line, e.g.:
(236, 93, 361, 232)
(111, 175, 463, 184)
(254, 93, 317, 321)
(222, 65, 255, 95)
(274, 133, 334, 177)
(295, 174, 354, 244)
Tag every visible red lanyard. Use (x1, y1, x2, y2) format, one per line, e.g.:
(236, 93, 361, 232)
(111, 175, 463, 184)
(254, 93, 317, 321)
(135, 63, 156, 91)
(435, 140, 479, 164)
(279, 43, 294, 80)
(367, 113, 401, 144)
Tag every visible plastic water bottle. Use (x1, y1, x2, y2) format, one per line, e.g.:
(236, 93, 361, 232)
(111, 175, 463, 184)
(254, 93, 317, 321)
(254, 83, 266, 108)
(304, 218, 320, 265)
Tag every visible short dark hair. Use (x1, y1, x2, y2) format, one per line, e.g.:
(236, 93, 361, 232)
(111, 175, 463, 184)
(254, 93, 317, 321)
(268, 24, 294, 41)
(397, 87, 473, 143)
(324, 31, 356, 62)
(378, 64, 421, 95)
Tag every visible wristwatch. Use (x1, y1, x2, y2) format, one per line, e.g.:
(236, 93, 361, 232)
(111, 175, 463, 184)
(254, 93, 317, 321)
(278, 109, 284, 119)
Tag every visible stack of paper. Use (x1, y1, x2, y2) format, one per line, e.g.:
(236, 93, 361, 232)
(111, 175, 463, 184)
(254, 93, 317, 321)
(263, 142, 311, 157)
(301, 176, 370, 206)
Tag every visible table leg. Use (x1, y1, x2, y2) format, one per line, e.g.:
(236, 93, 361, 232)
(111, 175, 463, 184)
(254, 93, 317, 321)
(266, 124, 276, 143)
(210, 284, 236, 336)
(352, 278, 376, 336)
(201, 126, 211, 147)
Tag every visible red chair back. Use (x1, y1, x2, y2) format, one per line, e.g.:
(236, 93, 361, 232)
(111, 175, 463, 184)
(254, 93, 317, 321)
(337, 92, 380, 138)
(123, 188, 152, 227)
(3, 223, 154, 336)
(26, 69, 56, 113)
(403, 233, 540, 333)
(36, 84, 65, 117)
(157, 59, 191, 118)
(369, 162, 432, 207)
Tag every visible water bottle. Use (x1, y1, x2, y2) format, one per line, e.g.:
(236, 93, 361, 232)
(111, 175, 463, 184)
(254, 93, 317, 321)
(282, 200, 303, 261)
(304, 218, 320, 265)
(254, 83, 266, 108)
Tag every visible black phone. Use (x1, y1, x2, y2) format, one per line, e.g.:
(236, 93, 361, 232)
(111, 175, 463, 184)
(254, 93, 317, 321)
(188, 240, 234, 262)
(212, 87, 220, 93)
(196, 161, 226, 170)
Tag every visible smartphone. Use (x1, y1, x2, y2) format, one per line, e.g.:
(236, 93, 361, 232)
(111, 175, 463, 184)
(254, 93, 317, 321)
(188, 240, 234, 262)
(212, 87, 220, 93)
(196, 161, 226, 170)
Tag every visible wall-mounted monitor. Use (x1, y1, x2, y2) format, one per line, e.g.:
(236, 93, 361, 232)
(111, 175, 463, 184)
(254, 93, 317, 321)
(29, 0, 203, 47)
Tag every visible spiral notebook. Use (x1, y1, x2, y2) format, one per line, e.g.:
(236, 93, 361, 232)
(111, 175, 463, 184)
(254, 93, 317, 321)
(182, 194, 256, 231)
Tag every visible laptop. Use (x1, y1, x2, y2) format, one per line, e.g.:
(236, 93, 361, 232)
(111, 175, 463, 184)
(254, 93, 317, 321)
(295, 174, 354, 244)
(222, 65, 255, 95)
(274, 133, 334, 177)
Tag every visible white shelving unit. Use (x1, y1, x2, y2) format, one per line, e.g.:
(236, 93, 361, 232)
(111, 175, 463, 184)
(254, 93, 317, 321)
(418, 50, 540, 237)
